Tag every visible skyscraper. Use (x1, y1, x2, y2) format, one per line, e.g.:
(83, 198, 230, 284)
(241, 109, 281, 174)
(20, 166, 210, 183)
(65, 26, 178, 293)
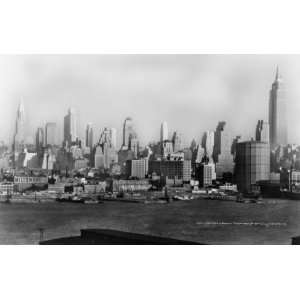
(256, 120, 269, 143)
(13, 99, 26, 155)
(162, 140, 174, 158)
(269, 67, 287, 148)
(45, 122, 57, 146)
(122, 117, 137, 149)
(85, 123, 94, 149)
(64, 108, 77, 146)
(195, 144, 205, 163)
(109, 128, 117, 149)
(129, 137, 139, 158)
(35, 127, 44, 150)
(202, 131, 214, 162)
(235, 141, 270, 192)
(213, 122, 234, 178)
(172, 131, 182, 153)
(94, 127, 118, 169)
(160, 121, 168, 142)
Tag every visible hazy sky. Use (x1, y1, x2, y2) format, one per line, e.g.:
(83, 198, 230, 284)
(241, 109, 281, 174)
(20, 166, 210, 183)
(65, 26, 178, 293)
(1, 54, 300, 148)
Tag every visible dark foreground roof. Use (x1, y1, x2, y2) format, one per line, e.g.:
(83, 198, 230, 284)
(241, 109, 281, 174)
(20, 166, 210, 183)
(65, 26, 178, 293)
(291, 236, 300, 245)
(40, 229, 203, 245)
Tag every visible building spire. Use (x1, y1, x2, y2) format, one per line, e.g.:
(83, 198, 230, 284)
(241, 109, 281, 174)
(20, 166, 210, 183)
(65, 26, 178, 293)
(275, 66, 279, 81)
(18, 97, 24, 113)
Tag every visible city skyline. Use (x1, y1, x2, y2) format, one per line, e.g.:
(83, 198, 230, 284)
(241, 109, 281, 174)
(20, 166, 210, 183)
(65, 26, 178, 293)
(1, 55, 300, 147)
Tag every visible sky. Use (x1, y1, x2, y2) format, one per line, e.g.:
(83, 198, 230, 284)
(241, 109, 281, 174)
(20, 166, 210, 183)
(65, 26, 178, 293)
(0, 54, 300, 148)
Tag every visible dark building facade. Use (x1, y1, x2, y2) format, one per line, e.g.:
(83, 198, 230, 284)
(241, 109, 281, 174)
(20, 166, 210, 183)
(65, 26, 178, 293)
(235, 141, 270, 192)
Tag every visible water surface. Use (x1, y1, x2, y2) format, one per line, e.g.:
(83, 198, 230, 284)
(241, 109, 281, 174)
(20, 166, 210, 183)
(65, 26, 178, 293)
(0, 198, 298, 244)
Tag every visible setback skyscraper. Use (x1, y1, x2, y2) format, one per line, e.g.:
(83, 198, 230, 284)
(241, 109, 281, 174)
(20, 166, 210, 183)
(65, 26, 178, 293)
(269, 67, 287, 148)
(202, 131, 214, 162)
(64, 108, 78, 146)
(35, 127, 44, 151)
(213, 122, 234, 178)
(45, 122, 57, 146)
(109, 128, 117, 149)
(172, 131, 182, 153)
(85, 123, 94, 149)
(95, 127, 118, 169)
(122, 117, 137, 150)
(160, 121, 168, 142)
(256, 120, 269, 143)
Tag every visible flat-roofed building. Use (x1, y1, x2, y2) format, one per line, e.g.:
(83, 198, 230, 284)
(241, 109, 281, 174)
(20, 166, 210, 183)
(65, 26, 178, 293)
(0, 182, 14, 194)
(195, 163, 216, 187)
(45, 122, 58, 146)
(112, 179, 151, 192)
(126, 158, 148, 179)
(149, 160, 191, 186)
(235, 141, 270, 192)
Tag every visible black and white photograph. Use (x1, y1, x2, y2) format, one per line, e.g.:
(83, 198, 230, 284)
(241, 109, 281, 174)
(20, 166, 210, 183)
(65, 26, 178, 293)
(0, 55, 300, 245)
(1, 1, 299, 300)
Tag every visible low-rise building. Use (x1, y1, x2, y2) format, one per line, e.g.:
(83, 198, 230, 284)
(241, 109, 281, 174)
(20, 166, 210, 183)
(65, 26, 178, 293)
(14, 176, 48, 192)
(292, 171, 300, 184)
(112, 179, 151, 192)
(85, 182, 106, 193)
(74, 158, 89, 170)
(48, 183, 65, 194)
(148, 160, 191, 186)
(0, 182, 14, 194)
(219, 183, 238, 192)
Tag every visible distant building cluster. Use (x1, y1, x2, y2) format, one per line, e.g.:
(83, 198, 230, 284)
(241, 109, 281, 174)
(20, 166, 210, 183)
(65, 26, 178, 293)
(0, 67, 297, 195)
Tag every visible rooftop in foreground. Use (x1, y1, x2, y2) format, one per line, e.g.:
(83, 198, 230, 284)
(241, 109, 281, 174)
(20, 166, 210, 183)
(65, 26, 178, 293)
(40, 228, 202, 245)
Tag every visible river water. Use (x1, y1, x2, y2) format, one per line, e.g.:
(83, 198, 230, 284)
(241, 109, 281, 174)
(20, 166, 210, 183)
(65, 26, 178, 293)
(0, 198, 299, 244)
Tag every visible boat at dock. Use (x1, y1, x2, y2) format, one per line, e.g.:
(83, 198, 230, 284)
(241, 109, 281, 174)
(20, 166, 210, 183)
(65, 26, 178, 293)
(173, 195, 193, 201)
(56, 194, 85, 203)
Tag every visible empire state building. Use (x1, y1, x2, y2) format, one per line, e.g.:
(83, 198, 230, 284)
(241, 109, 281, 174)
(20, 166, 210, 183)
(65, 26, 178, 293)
(269, 67, 288, 148)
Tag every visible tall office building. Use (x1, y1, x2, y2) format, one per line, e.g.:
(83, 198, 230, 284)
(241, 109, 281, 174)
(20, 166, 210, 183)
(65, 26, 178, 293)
(13, 99, 26, 155)
(109, 128, 117, 149)
(129, 137, 139, 158)
(256, 120, 269, 143)
(122, 117, 137, 149)
(195, 144, 205, 163)
(269, 67, 287, 148)
(172, 131, 182, 153)
(85, 123, 94, 149)
(45, 122, 57, 146)
(195, 163, 216, 187)
(64, 108, 77, 146)
(94, 127, 118, 169)
(162, 140, 174, 158)
(98, 127, 115, 148)
(235, 141, 270, 192)
(213, 122, 234, 178)
(190, 139, 197, 152)
(202, 131, 215, 161)
(35, 127, 44, 150)
(160, 121, 168, 142)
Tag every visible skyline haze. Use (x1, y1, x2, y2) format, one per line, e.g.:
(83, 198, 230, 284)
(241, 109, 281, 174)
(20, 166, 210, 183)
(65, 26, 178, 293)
(1, 55, 300, 148)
